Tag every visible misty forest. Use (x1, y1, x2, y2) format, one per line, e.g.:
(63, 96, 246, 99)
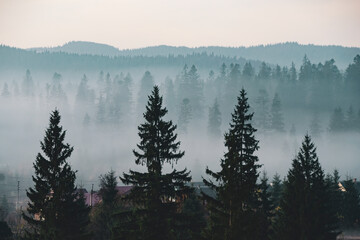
(0, 43, 360, 239)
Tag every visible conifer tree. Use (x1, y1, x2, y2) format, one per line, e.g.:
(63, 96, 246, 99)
(203, 88, 262, 240)
(273, 135, 339, 240)
(342, 178, 360, 228)
(178, 98, 192, 134)
(91, 170, 119, 240)
(310, 112, 322, 137)
(22, 69, 35, 97)
(270, 93, 285, 132)
(271, 173, 282, 210)
(207, 98, 222, 138)
(258, 172, 273, 240)
(329, 107, 345, 132)
(23, 110, 90, 240)
(119, 86, 192, 240)
(137, 71, 155, 116)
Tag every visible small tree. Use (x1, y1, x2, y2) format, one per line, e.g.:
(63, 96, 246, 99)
(91, 170, 119, 240)
(273, 135, 340, 240)
(23, 110, 90, 240)
(270, 173, 282, 210)
(342, 178, 360, 228)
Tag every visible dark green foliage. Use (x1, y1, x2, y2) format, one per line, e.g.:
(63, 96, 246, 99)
(270, 173, 282, 210)
(207, 98, 222, 138)
(23, 110, 90, 240)
(325, 170, 342, 227)
(341, 178, 360, 228)
(119, 86, 192, 240)
(258, 172, 273, 240)
(203, 88, 262, 240)
(345, 55, 360, 99)
(0, 195, 9, 221)
(273, 135, 340, 240)
(177, 193, 206, 240)
(91, 170, 119, 240)
(0, 221, 13, 240)
(270, 93, 285, 132)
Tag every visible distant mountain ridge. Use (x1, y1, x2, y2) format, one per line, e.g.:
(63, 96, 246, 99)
(28, 41, 360, 69)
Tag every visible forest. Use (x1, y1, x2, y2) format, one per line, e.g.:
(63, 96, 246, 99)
(0, 44, 359, 239)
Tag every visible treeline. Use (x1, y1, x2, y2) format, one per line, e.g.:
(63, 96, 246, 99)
(1, 86, 359, 240)
(2, 54, 360, 136)
(0, 45, 261, 71)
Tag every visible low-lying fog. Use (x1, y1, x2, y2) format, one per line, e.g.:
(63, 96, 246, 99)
(0, 65, 359, 201)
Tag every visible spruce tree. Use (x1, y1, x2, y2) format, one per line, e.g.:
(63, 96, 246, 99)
(342, 178, 360, 228)
(207, 98, 222, 138)
(273, 135, 339, 240)
(119, 86, 192, 240)
(91, 170, 119, 240)
(178, 98, 192, 134)
(23, 110, 90, 240)
(203, 88, 262, 240)
(258, 172, 273, 240)
(270, 93, 285, 132)
(270, 173, 282, 210)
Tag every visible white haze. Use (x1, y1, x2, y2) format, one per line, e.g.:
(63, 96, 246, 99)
(0, 69, 359, 201)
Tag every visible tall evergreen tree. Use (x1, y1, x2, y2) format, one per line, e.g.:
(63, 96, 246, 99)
(119, 86, 192, 240)
(23, 110, 90, 240)
(203, 88, 262, 240)
(273, 135, 340, 240)
(207, 98, 222, 138)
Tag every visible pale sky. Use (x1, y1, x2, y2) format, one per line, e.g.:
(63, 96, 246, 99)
(0, 0, 359, 49)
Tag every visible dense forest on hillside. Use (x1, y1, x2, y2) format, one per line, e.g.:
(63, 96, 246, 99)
(28, 41, 360, 69)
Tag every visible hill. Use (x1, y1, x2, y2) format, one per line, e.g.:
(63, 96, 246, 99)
(28, 42, 360, 69)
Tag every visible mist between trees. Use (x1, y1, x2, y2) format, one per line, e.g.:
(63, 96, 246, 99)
(0, 54, 359, 191)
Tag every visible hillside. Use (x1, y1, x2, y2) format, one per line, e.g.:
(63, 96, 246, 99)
(28, 41, 360, 69)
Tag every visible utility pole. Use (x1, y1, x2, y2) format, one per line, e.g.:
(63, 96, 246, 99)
(17, 180, 20, 210)
(90, 184, 94, 207)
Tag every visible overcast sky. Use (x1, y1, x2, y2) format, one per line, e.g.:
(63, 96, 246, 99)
(0, 0, 359, 49)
